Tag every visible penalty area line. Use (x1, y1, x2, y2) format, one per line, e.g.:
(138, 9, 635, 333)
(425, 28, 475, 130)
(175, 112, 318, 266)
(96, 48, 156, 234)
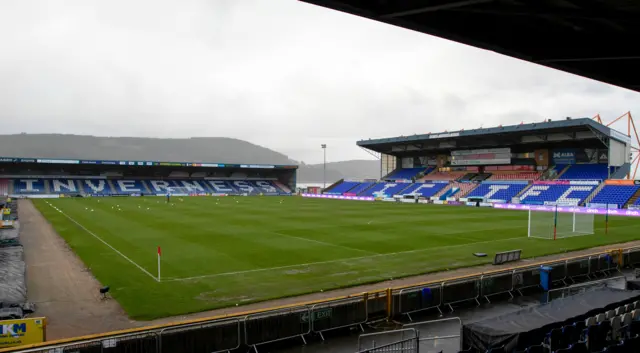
(167, 236, 524, 282)
(46, 202, 160, 282)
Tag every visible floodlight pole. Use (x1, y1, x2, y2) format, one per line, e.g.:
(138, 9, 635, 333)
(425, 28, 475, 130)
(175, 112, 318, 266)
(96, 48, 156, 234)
(321, 144, 327, 190)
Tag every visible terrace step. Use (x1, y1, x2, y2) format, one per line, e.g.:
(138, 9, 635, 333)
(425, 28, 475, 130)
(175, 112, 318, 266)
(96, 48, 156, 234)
(625, 188, 640, 209)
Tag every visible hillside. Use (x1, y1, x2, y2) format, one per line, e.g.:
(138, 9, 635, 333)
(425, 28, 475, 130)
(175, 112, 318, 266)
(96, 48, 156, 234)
(0, 134, 380, 182)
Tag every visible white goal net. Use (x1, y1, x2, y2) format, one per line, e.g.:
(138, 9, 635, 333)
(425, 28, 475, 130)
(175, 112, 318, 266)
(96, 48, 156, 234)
(528, 209, 594, 240)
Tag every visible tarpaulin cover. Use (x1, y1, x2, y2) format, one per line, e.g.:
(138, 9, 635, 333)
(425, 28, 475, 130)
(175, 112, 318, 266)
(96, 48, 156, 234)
(463, 288, 640, 351)
(0, 246, 26, 304)
(0, 227, 20, 247)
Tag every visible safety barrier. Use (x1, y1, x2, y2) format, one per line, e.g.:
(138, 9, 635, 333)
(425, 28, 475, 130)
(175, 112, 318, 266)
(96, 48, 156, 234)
(397, 284, 443, 321)
(480, 271, 515, 302)
(357, 336, 419, 353)
(442, 278, 481, 311)
(546, 275, 628, 302)
(244, 305, 310, 351)
(357, 328, 418, 351)
(159, 318, 240, 353)
(4, 247, 638, 353)
(405, 317, 462, 352)
(310, 296, 367, 340)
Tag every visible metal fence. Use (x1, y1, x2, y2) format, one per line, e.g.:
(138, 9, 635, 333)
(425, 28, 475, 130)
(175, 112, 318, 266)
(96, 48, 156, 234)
(3, 247, 638, 353)
(405, 317, 462, 353)
(358, 329, 419, 353)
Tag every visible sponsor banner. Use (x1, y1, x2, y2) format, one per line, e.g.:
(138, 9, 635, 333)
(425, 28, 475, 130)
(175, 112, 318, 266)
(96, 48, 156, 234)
(446, 201, 463, 206)
(459, 198, 468, 202)
(629, 205, 640, 210)
(479, 202, 493, 207)
(382, 198, 396, 202)
(493, 203, 640, 217)
(433, 200, 445, 205)
(431, 180, 450, 184)
(466, 202, 477, 207)
(588, 203, 618, 209)
(418, 199, 430, 204)
(0, 317, 46, 348)
(488, 199, 507, 203)
(552, 149, 576, 164)
(427, 132, 460, 139)
(605, 180, 636, 185)
(9, 194, 60, 199)
(570, 180, 600, 185)
(343, 193, 357, 196)
(301, 193, 374, 201)
(446, 197, 457, 201)
(400, 198, 416, 203)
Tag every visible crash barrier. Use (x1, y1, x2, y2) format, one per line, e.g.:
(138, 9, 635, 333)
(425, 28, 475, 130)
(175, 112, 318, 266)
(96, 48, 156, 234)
(244, 305, 311, 350)
(357, 328, 418, 351)
(310, 296, 367, 340)
(405, 317, 462, 353)
(546, 275, 628, 303)
(357, 336, 419, 353)
(5, 247, 640, 353)
(493, 249, 521, 265)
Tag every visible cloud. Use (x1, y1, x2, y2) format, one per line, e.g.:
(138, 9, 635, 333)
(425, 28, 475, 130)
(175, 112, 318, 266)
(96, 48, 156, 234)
(0, 0, 638, 164)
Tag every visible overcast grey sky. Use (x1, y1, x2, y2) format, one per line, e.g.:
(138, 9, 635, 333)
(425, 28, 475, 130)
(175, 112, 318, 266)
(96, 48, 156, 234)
(0, 0, 638, 164)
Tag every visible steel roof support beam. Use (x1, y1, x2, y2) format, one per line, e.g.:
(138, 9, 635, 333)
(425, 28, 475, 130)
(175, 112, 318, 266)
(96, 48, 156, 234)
(379, 0, 493, 19)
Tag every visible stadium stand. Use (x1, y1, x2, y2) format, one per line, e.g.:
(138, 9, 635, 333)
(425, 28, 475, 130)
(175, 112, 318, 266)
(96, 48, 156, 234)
(12, 179, 48, 194)
(384, 167, 432, 180)
(589, 185, 640, 208)
(557, 164, 608, 180)
(4, 179, 289, 196)
(465, 182, 529, 202)
(349, 182, 376, 195)
(488, 171, 541, 181)
(0, 179, 9, 196)
(360, 182, 412, 197)
(324, 181, 359, 195)
(519, 184, 596, 205)
(398, 182, 448, 197)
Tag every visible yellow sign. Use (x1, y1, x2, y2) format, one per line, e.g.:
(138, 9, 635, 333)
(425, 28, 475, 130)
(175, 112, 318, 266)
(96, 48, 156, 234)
(2, 208, 9, 215)
(0, 318, 46, 348)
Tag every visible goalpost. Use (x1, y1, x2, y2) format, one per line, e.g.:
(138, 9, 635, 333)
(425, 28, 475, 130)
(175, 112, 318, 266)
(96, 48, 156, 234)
(166, 186, 193, 196)
(528, 206, 595, 240)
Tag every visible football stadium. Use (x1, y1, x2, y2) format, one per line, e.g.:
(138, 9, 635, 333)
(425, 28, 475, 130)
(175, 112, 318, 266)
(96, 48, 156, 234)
(2, 2, 640, 353)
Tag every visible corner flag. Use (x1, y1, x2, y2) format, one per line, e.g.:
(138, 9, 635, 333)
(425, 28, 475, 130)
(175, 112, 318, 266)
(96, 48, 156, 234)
(553, 204, 558, 240)
(157, 246, 162, 282)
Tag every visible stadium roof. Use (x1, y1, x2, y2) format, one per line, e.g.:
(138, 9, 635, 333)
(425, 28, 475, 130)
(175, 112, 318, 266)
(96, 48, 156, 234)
(0, 157, 298, 169)
(357, 118, 630, 156)
(301, 0, 640, 92)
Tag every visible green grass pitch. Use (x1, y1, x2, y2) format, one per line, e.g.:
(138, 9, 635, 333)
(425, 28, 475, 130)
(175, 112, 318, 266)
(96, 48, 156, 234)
(33, 196, 640, 320)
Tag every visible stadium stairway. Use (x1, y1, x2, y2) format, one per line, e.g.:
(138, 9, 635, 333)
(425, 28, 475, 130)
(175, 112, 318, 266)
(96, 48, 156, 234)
(433, 182, 454, 198)
(456, 183, 480, 198)
(140, 180, 153, 194)
(552, 165, 571, 180)
(106, 180, 118, 194)
(351, 182, 376, 195)
(625, 188, 640, 208)
(273, 181, 291, 193)
(323, 178, 344, 193)
(583, 183, 606, 205)
(514, 183, 532, 198)
(0, 179, 9, 196)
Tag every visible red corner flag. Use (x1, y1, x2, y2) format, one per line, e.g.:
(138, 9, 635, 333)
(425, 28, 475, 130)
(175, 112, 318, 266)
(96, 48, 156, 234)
(157, 246, 162, 256)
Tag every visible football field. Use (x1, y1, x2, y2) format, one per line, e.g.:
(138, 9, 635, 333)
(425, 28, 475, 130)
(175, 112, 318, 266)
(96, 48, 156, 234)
(33, 196, 640, 320)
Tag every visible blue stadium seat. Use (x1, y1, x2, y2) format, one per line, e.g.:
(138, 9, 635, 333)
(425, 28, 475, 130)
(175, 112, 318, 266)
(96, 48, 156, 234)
(465, 182, 528, 202)
(47, 179, 81, 194)
(12, 179, 47, 194)
(111, 180, 147, 194)
(558, 164, 608, 180)
(590, 185, 640, 208)
(385, 167, 432, 180)
(77, 179, 114, 195)
(349, 182, 376, 195)
(325, 181, 360, 195)
(519, 185, 595, 205)
(399, 182, 448, 197)
(360, 182, 412, 197)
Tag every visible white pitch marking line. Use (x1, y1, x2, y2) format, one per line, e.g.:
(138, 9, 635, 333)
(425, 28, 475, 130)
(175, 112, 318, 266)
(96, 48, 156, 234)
(48, 203, 160, 282)
(167, 236, 525, 282)
(270, 231, 377, 255)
